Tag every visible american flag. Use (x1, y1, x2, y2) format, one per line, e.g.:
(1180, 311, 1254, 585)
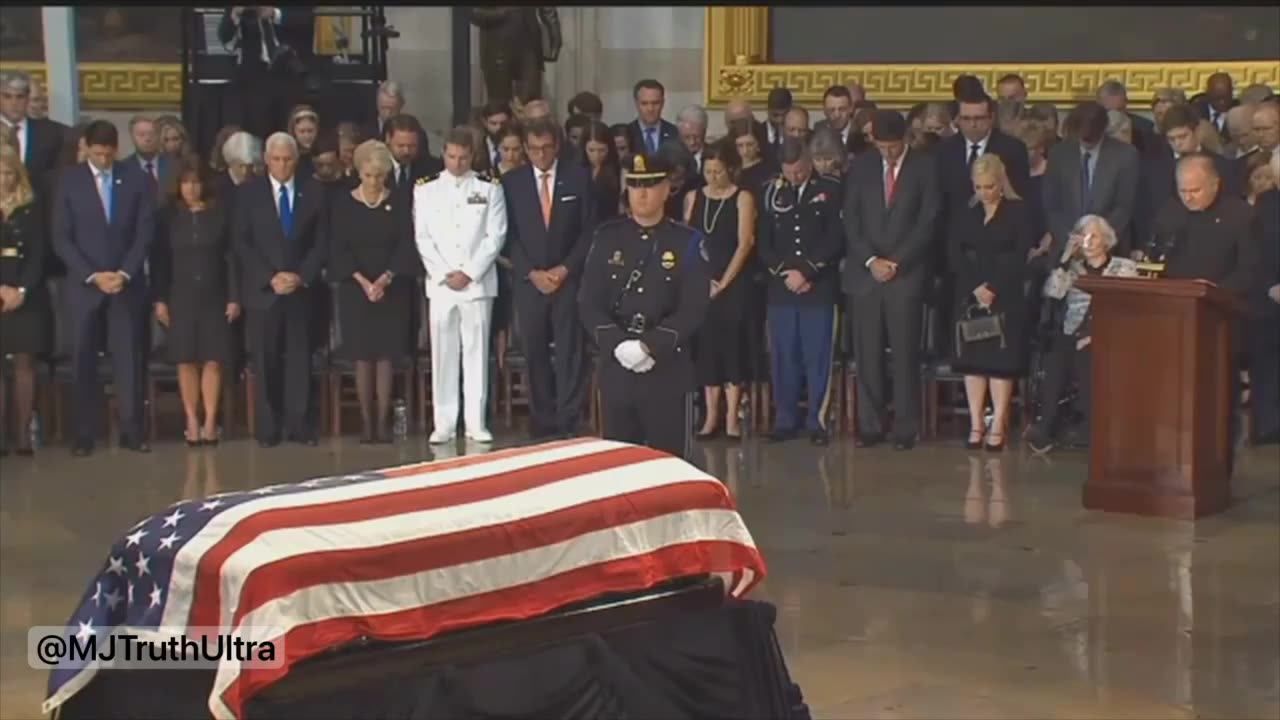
(44, 438, 766, 719)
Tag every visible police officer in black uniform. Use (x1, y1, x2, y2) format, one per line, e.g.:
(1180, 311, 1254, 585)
(757, 137, 845, 445)
(578, 152, 712, 459)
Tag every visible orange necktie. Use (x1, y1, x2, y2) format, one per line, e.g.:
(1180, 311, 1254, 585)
(540, 172, 553, 227)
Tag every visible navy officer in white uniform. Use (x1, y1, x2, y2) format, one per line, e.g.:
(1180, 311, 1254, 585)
(413, 126, 507, 444)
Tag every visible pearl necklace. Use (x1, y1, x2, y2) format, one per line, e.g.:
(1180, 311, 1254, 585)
(701, 188, 733, 235)
(358, 186, 384, 209)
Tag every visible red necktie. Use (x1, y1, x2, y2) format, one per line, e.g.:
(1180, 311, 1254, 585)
(884, 161, 898, 206)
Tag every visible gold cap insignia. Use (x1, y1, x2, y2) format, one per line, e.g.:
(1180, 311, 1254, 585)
(633, 155, 647, 173)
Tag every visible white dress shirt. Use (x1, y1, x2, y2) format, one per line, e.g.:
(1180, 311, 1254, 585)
(269, 175, 296, 216)
(1, 116, 28, 161)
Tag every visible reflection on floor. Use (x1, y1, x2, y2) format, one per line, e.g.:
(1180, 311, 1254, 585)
(1, 434, 1277, 719)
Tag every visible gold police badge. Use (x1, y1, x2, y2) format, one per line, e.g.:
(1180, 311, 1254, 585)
(660, 250, 676, 270)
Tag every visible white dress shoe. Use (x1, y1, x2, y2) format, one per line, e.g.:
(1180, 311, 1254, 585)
(429, 429, 455, 444)
(466, 428, 494, 444)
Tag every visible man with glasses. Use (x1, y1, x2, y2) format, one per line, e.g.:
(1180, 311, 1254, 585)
(502, 117, 597, 440)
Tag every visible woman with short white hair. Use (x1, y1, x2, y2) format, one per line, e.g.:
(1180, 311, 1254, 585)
(1026, 214, 1139, 453)
(327, 139, 419, 443)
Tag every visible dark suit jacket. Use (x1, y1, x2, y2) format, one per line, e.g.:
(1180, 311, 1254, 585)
(503, 160, 597, 286)
(231, 175, 327, 309)
(1193, 99, 1239, 144)
(50, 162, 157, 304)
(842, 148, 941, 297)
(1256, 189, 1280, 316)
(626, 119, 678, 156)
(936, 129, 1032, 218)
(216, 6, 314, 68)
(1043, 136, 1140, 255)
(122, 152, 176, 199)
(1135, 149, 1241, 253)
(1154, 193, 1259, 297)
(9, 117, 64, 196)
(1127, 112, 1158, 156)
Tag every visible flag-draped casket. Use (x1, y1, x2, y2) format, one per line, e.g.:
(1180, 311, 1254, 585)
(44, 439, 767, 719)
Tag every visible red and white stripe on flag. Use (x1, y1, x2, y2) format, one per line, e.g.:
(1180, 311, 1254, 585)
(157, 438, 765, 719)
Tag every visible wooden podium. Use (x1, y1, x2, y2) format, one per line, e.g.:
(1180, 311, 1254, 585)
(1074, 276, 1243, 520)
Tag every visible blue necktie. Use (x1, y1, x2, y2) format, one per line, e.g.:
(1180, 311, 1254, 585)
(99, 171, 113, 223)
(646, 127, 657, 153)
(278, 184, 293, 237)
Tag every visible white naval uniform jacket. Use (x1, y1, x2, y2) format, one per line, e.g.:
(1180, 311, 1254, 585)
(412, 170, 507, 303)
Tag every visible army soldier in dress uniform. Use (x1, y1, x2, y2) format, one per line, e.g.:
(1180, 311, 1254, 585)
(757, 137, 845, 445)
(578, 152, 712, 459)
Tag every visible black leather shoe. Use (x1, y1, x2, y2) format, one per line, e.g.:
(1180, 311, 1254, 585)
(15, 446, 34, 457)
(767, 429, 798, 443)
(810, 430, 829, 447)
(257, 438, 280, 449)
(71, 442, 94, 457)
(290, 435, 318, 447)
(854, 433, 884, 448)
(120, 436, 151, 453)
(893, 437, 916, 451)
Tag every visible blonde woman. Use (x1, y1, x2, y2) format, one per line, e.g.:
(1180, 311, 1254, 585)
(0, 147, 50, 456)
(155, 115, 190, 158)
(288, 105, 320, 177)
(946, 154, 1034, 451)
(326, 140, 418, 443)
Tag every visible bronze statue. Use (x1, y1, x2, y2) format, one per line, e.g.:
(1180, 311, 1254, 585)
(470, 6, 561, 107)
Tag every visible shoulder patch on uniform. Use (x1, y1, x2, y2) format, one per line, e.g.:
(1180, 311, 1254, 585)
(474, 172, 494, 184)
(416, 173, 437, 186)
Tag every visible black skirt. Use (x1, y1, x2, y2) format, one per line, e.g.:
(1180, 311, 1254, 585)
(0, 289, 51, 356)
(335, 278, 413, 361)
(693, 277, 752, 387)
(166, 296, 235, 365)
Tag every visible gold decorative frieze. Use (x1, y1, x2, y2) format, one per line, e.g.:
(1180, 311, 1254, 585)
(704, 7, 1280, 109)
(0, 62, 180, 110)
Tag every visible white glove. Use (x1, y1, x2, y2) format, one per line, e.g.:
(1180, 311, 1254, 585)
(613, 339, 651, 371)
(632, 355, 656, 373)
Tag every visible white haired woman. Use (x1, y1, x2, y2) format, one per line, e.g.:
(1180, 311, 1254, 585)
(1026, 214, 1139, 453)
(326, 139, 419, 443)
(947, 154, 1034, 452)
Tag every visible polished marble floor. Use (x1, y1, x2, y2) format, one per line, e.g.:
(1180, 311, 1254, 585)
(1, 431, 1278, 719)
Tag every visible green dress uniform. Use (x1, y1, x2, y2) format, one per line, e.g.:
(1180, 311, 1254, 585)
(578, 214, 712, 459)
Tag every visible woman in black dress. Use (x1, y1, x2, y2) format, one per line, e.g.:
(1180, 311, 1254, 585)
(726, 118, 774, 386)
(947, 154, 1034, 452)
(683, 140, 757, 440)
(583, 121, 621, 221)
(328, 140, 418, 443)
(0, 148, 50, 456)
(152, 155, 241, 446)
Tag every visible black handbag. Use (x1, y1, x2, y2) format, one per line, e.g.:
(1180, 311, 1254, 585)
(955, 304, 1006, 358)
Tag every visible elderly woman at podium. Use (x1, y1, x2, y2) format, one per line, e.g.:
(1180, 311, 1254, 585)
(1025, 214, 1138, 454)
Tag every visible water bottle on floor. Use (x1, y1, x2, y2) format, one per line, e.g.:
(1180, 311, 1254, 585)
(392, 399, 408, 440)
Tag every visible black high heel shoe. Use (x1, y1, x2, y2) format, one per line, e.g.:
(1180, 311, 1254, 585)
(184, 431, 201, 448)
(985, 433, 1005, 452)
(966, 429, 986, 450)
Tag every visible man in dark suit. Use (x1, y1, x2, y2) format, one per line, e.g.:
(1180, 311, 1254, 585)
(1153, 153, 1261, 459)
(1195, 72, 1238, 145)
(122, 115, 175, 199)
(813, 85, 855, 147)
(0, 71, 64, 198)
(233, 131, 328, 447)
(384, 114, 442, 201)
(1096, 80, 1157, 155)
(1044, 102, 1140, 257)
(50, 121, 156, 456)
(503, 117, 596, 439)
(1251, 155, 1280, 444)
(217, 5, 315, 140)
(627, 79, 678, 156)
(842, 111, 941, 450)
